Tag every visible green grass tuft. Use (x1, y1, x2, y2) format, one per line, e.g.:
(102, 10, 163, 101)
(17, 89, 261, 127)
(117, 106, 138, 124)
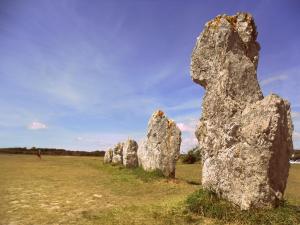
(186, 188, 300, 225)
(103, 163, 165, 182)
(125, 166, 165, 182)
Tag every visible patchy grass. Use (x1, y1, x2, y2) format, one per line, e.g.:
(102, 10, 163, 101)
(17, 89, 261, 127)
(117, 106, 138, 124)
(0, 154, 299, 225)
(285, 164, 300, 206)
(116, 166, 165, 182)
(0, 154, 198, 225)
(186, 188, 300, 225)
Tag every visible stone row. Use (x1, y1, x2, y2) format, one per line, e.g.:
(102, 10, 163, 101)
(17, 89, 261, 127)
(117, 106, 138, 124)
(103, 110, 182, 178)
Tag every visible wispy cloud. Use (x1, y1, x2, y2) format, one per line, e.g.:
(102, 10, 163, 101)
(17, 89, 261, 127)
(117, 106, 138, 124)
(260, 75, 288, 86)
(166, 99, 200, 111)
(27, 121, 47, 130)
(1, 1, 298, 152)
(294, 132, 300, 142)
(292, 112, 300, 119)
(181, 136, 198, 152)
(73, 132, 144, 150)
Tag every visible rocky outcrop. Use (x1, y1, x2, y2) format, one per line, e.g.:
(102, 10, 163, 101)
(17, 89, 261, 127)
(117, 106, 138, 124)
(138, 110, 181, 178)
(191, 12, 293, 209)
(103, 148, 113, 164)
(111, 142, 124, 165)
(123, 139, 139, 168)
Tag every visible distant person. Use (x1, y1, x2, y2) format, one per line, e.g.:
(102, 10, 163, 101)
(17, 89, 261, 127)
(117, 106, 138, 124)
(37, 149, 42, 160)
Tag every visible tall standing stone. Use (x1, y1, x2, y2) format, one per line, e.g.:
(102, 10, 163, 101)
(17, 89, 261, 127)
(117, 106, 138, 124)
(191, 12, 293, 209)
(123, 139, 138, 168)
(138, 110, 181, 178)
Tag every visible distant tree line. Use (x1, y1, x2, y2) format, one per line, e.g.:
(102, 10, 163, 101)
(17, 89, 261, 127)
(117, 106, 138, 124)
(0, 147, 105, 157)
(181, 146, 202, 164)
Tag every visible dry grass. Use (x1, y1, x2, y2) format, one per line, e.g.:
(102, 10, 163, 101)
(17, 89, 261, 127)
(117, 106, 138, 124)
(0, 154, 299, 225)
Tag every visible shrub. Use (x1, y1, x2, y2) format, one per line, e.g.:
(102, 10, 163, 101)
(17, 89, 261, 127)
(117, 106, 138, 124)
(291, 149, 300, 161)
(185, 188, 300, 225)
(181, 147, 201, 164)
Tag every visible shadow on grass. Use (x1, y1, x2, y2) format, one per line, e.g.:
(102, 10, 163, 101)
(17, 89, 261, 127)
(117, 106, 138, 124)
(125, 166, 165, 182)
(186, 180, 201, 185)
(185, 188, 300, 225)
(108, 164, 165, 182)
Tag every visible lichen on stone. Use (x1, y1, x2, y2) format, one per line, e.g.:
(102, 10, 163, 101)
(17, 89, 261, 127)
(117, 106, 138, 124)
(155, 110, 165, 118)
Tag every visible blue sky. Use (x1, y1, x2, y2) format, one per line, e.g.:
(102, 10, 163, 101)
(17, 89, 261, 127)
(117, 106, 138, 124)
(0, 0, 299, 151)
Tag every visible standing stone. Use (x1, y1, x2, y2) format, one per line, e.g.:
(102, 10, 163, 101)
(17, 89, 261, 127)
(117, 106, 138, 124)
(111, 142, 124, 165)
(138, 110, 181, 178)
(123, 139, 138, 168)
(191, 12, 293, 209)
(103, 148, 113, 164)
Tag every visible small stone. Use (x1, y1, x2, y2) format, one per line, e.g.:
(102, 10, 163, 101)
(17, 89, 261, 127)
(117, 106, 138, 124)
(93, 194, 103, 198)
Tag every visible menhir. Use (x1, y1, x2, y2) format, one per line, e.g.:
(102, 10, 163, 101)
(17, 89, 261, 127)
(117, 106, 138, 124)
(190, 12, 293, 209)
(138, 110, 181, 178)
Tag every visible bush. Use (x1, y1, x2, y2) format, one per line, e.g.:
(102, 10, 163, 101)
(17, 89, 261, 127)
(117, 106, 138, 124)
(186, 189, 300, 225)
(291, 149, 300, 161)
(181, 147, 201, 164)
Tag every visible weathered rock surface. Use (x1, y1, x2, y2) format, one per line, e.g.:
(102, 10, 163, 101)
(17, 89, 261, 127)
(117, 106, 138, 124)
(123, 139, 138, 168)
(191, 12, 293, 209)
(103, 148, 113, 164)
(138, 110, 181, 178)
(111, 142, 124, 165)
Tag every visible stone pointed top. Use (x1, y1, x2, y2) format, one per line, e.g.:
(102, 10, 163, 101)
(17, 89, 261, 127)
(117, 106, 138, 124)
(153, 110, 165, 118)
(152, 110, 176, 128)
(138, 110, 182, 178)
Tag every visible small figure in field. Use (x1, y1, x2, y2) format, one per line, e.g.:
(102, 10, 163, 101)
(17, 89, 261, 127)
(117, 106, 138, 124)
(37, 149, 42, 160)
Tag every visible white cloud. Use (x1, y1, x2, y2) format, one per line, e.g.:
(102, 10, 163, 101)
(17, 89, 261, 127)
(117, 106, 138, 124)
(260, 75, 288, 86)
(27, 121, 47, 130)
(177, 122, 194, 133)
(173, 114, 199, 152)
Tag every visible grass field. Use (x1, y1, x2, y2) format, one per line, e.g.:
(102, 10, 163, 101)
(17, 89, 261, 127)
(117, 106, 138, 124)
(0, 154, 299, 225)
